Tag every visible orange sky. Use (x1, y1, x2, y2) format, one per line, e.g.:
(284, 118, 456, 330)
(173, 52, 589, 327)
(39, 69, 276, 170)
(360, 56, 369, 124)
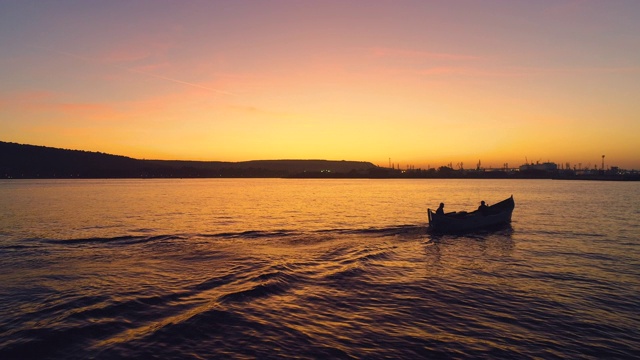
(1, 1, 639, 169)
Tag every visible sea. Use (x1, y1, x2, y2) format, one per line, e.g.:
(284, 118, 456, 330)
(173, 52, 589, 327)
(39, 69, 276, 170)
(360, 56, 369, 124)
(1, 178, 638, 359)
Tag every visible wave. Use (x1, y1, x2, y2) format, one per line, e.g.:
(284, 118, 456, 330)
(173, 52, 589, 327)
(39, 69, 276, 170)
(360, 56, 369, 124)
(17, 225, 428, 247)
(2, 223, 638, 360)
(40, 234, 187, 245)
(219, 281, 291, 303)
(524, 228, 606, 238)
(207, 229, 301, 239)
(331, 224, 426, 236)
(209, 225, 425, 240)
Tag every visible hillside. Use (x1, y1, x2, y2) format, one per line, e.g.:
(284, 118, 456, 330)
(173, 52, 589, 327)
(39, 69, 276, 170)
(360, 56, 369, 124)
(0, 141, 377, 178)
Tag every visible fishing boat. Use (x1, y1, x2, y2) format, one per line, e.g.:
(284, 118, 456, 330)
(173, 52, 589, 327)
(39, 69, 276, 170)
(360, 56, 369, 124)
(427, 195, 515, 233)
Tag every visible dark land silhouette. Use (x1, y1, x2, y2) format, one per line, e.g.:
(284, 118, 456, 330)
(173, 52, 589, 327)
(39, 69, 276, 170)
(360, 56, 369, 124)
(1, 141, 638, 180)
(0, 141, 377, 178)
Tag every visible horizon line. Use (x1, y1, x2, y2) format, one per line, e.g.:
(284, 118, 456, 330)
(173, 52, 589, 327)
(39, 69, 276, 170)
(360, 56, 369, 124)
(2, 140, 638, 171)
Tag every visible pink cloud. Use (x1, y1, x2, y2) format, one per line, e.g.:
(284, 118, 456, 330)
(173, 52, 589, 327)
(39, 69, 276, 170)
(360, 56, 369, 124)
(130, 62, 172, 73)
(100, 35, 175, 64)
(542, 0, 590, 18)
(367, 47, 480, 61)
(508, 66, 640, 76)
(0, 91, 55, 110)
(417, 66, 525, 78)
(0, 90, 120, 119)
(418, 67, 467, 76)
(56, 102, 118, 116)
(417, 65, 640, 78)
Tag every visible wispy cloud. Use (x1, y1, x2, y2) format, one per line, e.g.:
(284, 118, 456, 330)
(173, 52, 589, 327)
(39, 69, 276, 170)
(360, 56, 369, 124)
(416, 64, 640, 78)
(0, 90, 120, 119)
(0, 90, 54, 107)
(514, 65, 640, 75)
(28, 45, 236, 96)
(367, 47, 481, 61)
(123, 66, 236, 95)
(542, 0, 591, 18)
(101, 41, 173, 64)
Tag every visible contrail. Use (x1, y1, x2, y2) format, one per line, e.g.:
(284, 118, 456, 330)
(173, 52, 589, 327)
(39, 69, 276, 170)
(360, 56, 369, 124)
(123, 66, 236, 96)
(28, 45, 236, 96)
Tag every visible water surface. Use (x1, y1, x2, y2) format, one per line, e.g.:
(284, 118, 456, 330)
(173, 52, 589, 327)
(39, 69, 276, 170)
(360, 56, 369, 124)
(1, 179, 638, 359)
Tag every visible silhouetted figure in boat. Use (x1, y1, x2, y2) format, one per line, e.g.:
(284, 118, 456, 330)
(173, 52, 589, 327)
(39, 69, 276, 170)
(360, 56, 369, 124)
(436, 202, 445, 215)
(478, 200, 489, 215)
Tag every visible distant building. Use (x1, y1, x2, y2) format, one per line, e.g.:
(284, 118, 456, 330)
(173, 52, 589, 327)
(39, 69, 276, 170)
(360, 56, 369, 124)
(519, 162, 558, 172)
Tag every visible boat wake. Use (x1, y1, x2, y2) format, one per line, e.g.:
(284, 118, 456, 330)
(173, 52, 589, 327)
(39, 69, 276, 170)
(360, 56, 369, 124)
(13, 225, 428, 248)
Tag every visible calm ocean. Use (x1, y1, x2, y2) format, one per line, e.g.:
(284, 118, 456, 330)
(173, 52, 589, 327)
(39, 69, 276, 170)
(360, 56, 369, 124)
(1, 179, 639, 359)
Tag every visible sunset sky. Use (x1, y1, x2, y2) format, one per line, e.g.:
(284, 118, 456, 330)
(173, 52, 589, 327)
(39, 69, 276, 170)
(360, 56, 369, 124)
(1, 1, 639, 169)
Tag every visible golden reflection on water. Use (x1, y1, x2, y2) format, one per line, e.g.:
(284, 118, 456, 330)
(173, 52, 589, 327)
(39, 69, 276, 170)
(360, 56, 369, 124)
(2, 179, 639, 358)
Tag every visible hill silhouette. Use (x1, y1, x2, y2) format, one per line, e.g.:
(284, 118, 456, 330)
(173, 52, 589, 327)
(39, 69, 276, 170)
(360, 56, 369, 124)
(0, 141, 377, 178)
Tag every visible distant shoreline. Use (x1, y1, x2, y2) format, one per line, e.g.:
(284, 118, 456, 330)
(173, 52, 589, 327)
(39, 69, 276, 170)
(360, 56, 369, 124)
(2, 141, 638, 181)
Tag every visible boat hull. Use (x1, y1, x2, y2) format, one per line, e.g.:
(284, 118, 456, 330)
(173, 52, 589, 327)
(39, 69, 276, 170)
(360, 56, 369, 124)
(428, 196, 515, 233)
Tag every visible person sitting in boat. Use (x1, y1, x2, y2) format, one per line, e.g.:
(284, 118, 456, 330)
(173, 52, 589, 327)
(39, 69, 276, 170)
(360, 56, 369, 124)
(436, 203, 445, 215)
(478, 200, 489, 215)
